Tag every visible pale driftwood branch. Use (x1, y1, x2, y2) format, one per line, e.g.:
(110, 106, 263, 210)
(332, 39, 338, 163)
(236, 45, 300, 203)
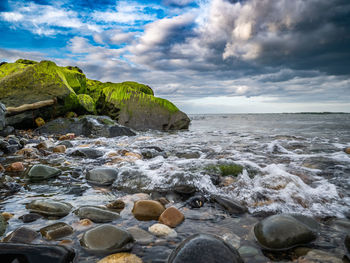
(6, 98, 57, 116)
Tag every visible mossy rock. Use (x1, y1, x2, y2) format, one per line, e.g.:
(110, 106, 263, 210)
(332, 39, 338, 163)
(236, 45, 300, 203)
(205, 163, 243, 177)
(77, 94, 96, 114)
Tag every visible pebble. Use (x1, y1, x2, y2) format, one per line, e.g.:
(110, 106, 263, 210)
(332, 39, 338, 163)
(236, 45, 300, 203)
(159, 207, 184, 228)
(106, 200, 125, 212)
(345, 147, 350, 154)
(297, 249, 343, 263)
(6, 162, 25, 172)
(27, 164, 62, 182)
(53, 145, 66, 153)
(86, 167, 119, 186)
(74, 206, 120, 223)
(70, 148, 104, 159)
(132, 200, 165, 221)
(40, 222, 74, 240)
(19, 213, 43, 223)
(211, 195, 247, 214)
(26, 199, 72, 217)
(3, 226, 38, 243)
(148, 223, 177, 238)
(98, 252, 143, 263)
(127, 226, 154, 245)
(80, 224, 134, 254)
(2, 212, 14, 221)
(59, 133, 75, 140)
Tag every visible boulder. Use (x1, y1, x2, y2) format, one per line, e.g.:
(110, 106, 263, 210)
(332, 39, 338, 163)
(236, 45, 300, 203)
(132, 200, 165, 221)
(0, 102, 6, 131)
(74, 206, 120, 223)
(159, 207, 184, 228)
(27, 164, 61, 182)
(168, 233, 244, 263)
(254, 214, 319, 250)
(26, 199, 72, 217)
(88, 80, 190, 131)
(86, 168, 119, 186)
(80, 224, 134, 254)
(0, 242, 75, 263)
(36, 115, 135, 137)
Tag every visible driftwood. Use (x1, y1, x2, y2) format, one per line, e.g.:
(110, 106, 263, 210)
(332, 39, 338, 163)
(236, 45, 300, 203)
(6, 98, 57, 116)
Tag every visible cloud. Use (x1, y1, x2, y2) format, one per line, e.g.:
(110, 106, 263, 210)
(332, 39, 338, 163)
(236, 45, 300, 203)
(93, 29, 136, 45)
(0, 47, 45, 62)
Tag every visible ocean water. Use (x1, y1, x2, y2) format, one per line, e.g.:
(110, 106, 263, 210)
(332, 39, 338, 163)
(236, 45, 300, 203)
(2, 113, 350, 262)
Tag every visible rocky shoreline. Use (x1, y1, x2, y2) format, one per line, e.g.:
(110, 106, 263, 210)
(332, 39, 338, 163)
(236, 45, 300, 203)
(0, 129, 349, 262)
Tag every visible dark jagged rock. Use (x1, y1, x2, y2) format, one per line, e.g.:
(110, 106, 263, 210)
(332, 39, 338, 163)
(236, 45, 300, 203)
(254, 214, 319, 251)
(211, 195, 247, 214)
(36, 115, 135, 137)
(0, 242, 75, 263)
(168, 233, 244, 263)
(86, 167, 119, 186)
(186, 195, 206, 208)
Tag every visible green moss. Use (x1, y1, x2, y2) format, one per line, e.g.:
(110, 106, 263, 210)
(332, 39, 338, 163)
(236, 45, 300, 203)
(0, 62, 30, 79)
(77, 94, 96, 114)
(121, 81, 154, 95)
(205, 163, 243, 177)
(15, 59, 38, 65)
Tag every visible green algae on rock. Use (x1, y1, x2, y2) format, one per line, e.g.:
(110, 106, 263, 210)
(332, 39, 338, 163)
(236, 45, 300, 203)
(0, 59, 190, 130)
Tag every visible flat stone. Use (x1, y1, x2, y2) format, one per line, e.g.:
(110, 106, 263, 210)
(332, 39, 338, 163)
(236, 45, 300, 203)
(254, 214, 319, 250)
(148, 223, 177, 238)
(0, 242, 75, 263)
(40, 222, 73, 240)
(80, 224, 134, 254)
(26, 199, 72, 217)
(27, 164, 61, 182)
(98, 252, 143, 263)
(74, 206, 120, 223)
(168, 233, 244, 263)
(86, 168, 119, 186)
(19, 213, 43, 223)
(3, 226, 38, 243)
(127, 227, 154, 245)
(70, 148, 104, 158)
(132, 200, 165, 221)
(211, 195, 247, 214)
(159, 207, 184, 228)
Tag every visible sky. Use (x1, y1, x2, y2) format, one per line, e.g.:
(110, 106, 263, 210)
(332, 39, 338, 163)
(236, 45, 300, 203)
(0, 0, 350, 113)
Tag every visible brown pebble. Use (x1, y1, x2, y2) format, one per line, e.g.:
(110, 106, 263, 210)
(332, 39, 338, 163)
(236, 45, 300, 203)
(6, 162, 25, 172)
(53, 145, 66, 153)
(0, 164, 5, 172)
(159, 207, 184, 228)
(59, 133, 75, 140)
(345, 147, 350, 154)
(2, 212, 14, 221)
(157, 197, 170, 206)
(106, 200, 125, 211)
(35, 117, 45, 127)
(79, 219, 93, 226)
(98, 252, 143, 263)
(58, 239, 73, 246)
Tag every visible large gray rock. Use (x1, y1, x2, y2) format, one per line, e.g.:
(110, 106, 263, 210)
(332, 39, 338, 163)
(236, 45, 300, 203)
(74, 206, 120, 223)
(36, 115, 135, 137)
(86, 167, 119, 186)
(26, 199, 72, 217)
(0, 102, 6, 131)
(27, 164, 62, 182)
(80, 224, 134, 254)
(168, 233, 244, 263)
(254, 214, 319, 250)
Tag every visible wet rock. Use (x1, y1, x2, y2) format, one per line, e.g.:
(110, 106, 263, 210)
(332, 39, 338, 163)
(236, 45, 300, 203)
(98, 252, 143, 263)
(254, 214, 319, 250)
(168, 233, 244, 263)
(26, 199, 72, 217)
(238, 246, 259, 257)
(36, 115, 135, 137)
(132, 200, 165, 221)
(345, 234, 350, 258)
(141, 147, 167, 159)
(159, 207, 184, 228)
(0, 242, 75, 263)
(297, 249, 343, 263)
(40, 222, 73, 240)
(6, 161, 25, 172)
(222, 233, 241, 249)
(27, 164, 62, 182)
(106, 200, 125, 212)
(80, 224, 134, 254)
(70, 148, 104, 159)
(86, 167, 118, 186)
(173, 184, 197, 195)
(330, 218, 350, 233)
(0, 214, 7, 236)
(58, 140, 74, 148)
(19, 213, 43, 223)
(186, 195, 205, 208)
(0, 139, 19, 154)
(53, 145, 66, 153)
(59, 133, 75, 141)
(3, 226, 38, 243)
(0, 126, 14, 137)
(0, 102, 6, 131)
(148, 223, 177, 238)
(211, 195, 247, 214)
(176, 151, 200, 159)
(2, 212, 14, 221)
(74, 206, 120, 223)
(127, 226, 154, 245)
(345, 147, 350, 154)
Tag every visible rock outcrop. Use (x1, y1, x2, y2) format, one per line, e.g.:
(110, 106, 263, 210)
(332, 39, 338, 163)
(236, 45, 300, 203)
(0, 59, 190, 131)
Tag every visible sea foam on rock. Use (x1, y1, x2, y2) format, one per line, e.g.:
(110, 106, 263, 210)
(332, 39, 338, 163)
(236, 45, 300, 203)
(254, 214, 319, 250)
